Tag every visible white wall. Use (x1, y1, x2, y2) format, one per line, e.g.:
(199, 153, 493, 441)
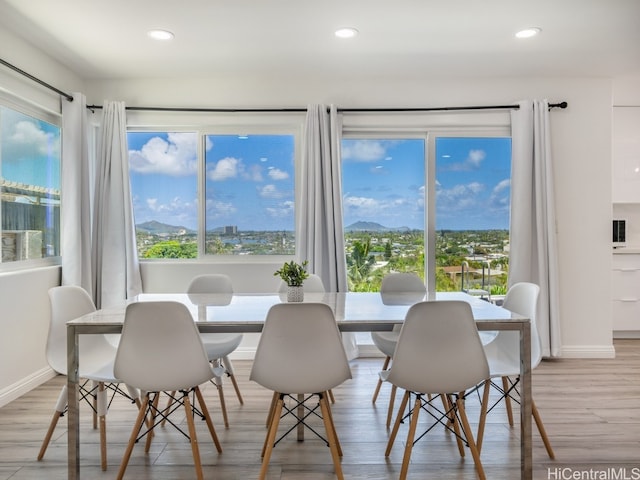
(88, 75, 617, 359)
(0, 27, 84, 406)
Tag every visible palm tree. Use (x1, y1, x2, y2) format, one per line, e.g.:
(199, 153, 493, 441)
(346, 237, 376, 291)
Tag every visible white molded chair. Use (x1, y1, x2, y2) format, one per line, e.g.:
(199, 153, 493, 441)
(114, 301, 222, 480)
(384, 301, 490, 480)
(186, 273, 244, 428)
(38, 286, 139, 471)
(249, 303, 352, 480)
(277, 272, 326, 293)
(476, 282, 555, 459)
(371, 272, 426, 426)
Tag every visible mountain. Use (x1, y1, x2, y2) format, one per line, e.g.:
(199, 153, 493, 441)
(345, 221, 410, 232)
(136, 220, 195, 235)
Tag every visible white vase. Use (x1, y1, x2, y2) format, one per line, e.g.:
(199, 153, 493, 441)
(287, 285, 304, 302)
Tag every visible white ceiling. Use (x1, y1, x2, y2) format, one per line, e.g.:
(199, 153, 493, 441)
(1, 0, 639, 81)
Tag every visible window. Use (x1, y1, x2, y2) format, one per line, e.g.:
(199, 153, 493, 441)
(342, 138, 426, 291)
(341, 134, 511, 295)
(128, 131, 198, 259)
(433, 136, 511, 297)
(203, 134, 295, 255)
(128, 129, 297, 258)
(0, 104, 61, 265)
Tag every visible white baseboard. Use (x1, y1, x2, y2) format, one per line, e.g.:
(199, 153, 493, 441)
(0, 367, 57, 408)
(559, 344, 617, 358)
(613, 330, 640, 339)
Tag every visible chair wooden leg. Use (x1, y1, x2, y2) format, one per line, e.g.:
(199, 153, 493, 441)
(386, 384, 398, 428)
(456, 397, 486, 480)
(222, 356, 244, 405)
(260, 394, 284, 480)
(97, 382, 108, 471)
(476, 380, 491, 454)
(265, 391, 278, 428)
(214, 378, 230, 428)
(532, 399, 555, 459)
(319, 394, 344, 480)
(448, 394, 466, 458)
(372, 356, 391, 403)
(117, 395, 150, 480)
(194, 386, 222, 453)
(322, 392, 342, 457)
(38, 385, 67, 460)
(502, 376, 514, 426)
(182, 393, 205, 480)
(328, 388, 336, 404)
(385, 390, 410, 456)
(399, 395, 421, 480)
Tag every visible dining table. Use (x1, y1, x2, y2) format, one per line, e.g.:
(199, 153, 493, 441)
(66, 290, 532, 479)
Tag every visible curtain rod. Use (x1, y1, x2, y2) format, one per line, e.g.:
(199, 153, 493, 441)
(0, 58, 74, 102)
(85, 102, 568, 113)
(1, 57, 568, 112)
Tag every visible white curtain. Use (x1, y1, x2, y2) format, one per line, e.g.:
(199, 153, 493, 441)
(60, 93, 93, 294)
(92, 101, 142, 309)
(510, 100, 561, 357)
(300, 105, 357, 358)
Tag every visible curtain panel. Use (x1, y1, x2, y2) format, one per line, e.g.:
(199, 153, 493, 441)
(92, 100, 142, 309)
(300, 105, 356, 359)
(510, 99, 562, 357)
(61, 92, 93, 294)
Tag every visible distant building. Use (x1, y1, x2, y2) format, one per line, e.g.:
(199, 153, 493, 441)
(224, 225, 238, 234)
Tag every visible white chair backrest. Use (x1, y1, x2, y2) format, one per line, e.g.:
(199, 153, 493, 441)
(502, 282, 542, 368)
(381, 272, 426, 293)
(249, 303, 351, 394)
(114, 301, 213, 392)
(188, 274, 233, 294)
(387, 301, 489, 394)
(47, 286, 108, 375)
(277, 273, 326, 293)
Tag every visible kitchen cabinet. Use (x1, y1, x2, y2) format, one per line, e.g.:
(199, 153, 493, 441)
(612, 107, 640, 203)
(612, 251, 640, 331)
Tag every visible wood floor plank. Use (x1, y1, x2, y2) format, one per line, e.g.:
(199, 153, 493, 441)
(1, 339, 639, 479)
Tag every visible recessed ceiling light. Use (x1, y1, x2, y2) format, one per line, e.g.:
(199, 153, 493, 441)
(515, 27, 541, 39)
(335, 27, 358, 39)
(147, 29, 174, 41)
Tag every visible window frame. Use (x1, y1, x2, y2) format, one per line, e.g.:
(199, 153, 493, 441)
(0, 91, 62, 272)
(126, 112, 304, 262)
(341, 125, 511, 293)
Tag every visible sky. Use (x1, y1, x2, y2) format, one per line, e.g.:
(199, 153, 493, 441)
(1, 106, 61, 190)
(127, 132, 511, 232)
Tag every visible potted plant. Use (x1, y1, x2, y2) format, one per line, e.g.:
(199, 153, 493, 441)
(274, 260, 309, 302)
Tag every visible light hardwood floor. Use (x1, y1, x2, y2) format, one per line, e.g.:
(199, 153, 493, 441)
(1, 340, 639, 479)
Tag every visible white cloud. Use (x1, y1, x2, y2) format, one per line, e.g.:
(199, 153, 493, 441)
(467, 149, 486, 167)
(205, 198, 237, 218)
(268, 168, 289, 180)
(5, 120, 60, 162)
(129, 132, 198, 176)
(207, 157, 242, 181)
(342, 140, 387, 162)
(266, 200, 294, 218)
(436, 182, 486, 210)
(258, 184, 288, 199)
(493, 178, 510, 193)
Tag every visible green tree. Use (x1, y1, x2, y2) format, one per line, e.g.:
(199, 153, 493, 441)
(384, 241, 392, 261)
(143, 240, 197, 259)
(346, 237, 376, 291)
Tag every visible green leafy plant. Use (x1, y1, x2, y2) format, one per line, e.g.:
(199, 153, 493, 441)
(274, 260, 309, 287)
